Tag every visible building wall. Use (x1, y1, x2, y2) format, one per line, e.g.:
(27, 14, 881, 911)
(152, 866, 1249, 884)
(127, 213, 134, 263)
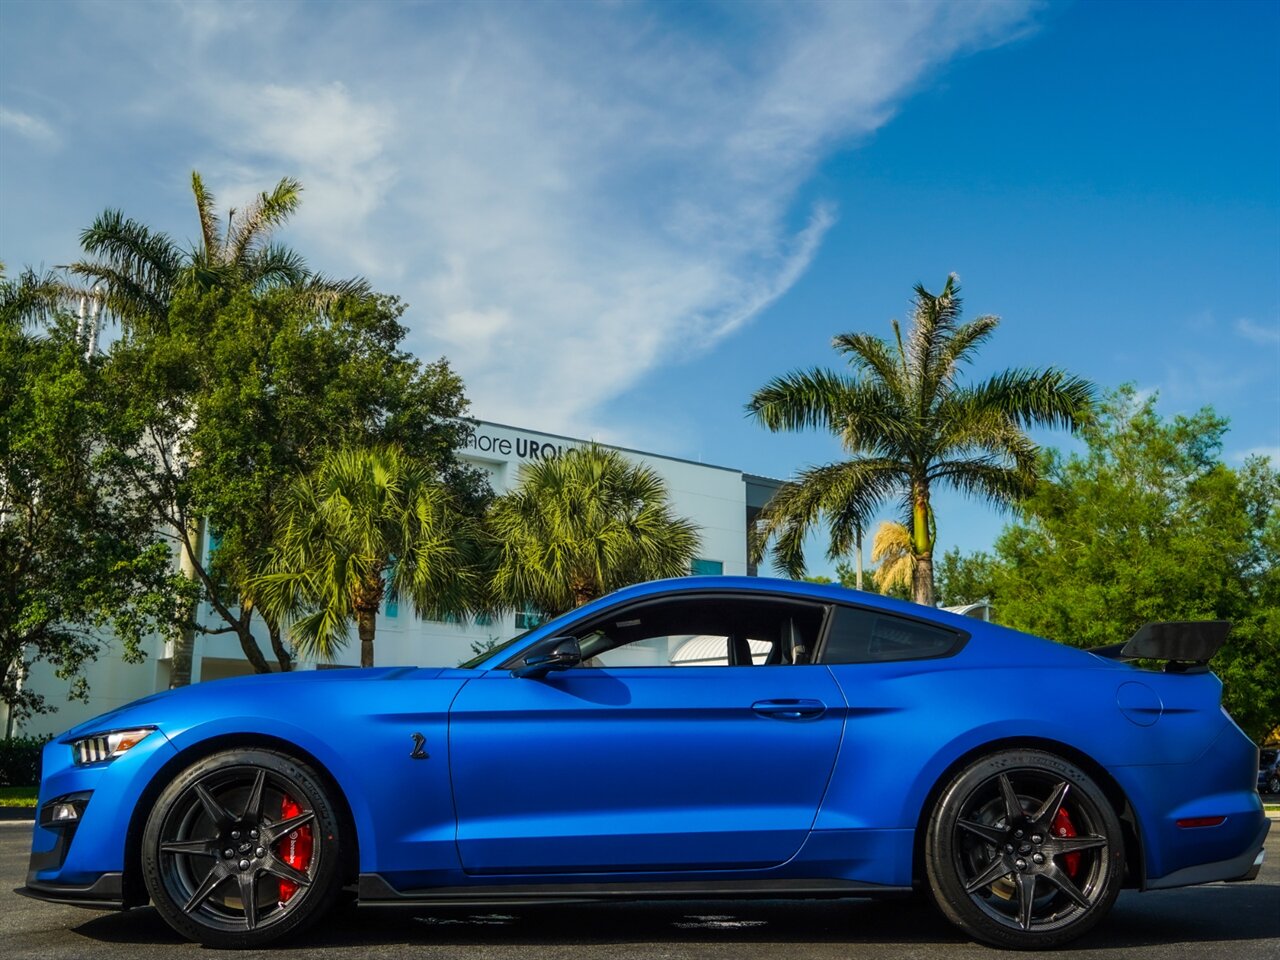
(11, 421, 774, 738)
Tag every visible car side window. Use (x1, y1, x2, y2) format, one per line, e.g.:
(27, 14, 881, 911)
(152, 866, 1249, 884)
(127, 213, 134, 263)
(571, 595, 824, 667)
(821, 605, 963, 664)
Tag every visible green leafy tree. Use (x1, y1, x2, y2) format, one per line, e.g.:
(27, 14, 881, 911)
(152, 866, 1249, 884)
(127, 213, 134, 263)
(103, 285, 484, 677)
(252, 445, 484, 668)
(489, 443, 701, 614)
(747, 274, 1094, 605)
(988, 387, 1280, 740)
(805, 561, 909, 600)
(72, 175, 484, 682)
(935, 547, 1000, 608)
(1, 268, 188, 725)
(67, 173, 375, 683)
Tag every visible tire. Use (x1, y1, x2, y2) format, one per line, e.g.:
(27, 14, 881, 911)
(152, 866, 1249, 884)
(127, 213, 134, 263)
(925, 749, 1125, 950)
(141, 748, 344, 948)
(1268, 775, 1280, 796)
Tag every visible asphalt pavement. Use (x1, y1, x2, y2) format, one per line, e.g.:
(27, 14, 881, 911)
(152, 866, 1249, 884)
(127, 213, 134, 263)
(3, 821, 1278, 959)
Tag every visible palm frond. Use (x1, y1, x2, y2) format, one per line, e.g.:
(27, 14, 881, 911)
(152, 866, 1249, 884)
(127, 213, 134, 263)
(956, 368, 1097, 433)
(832, 331, 906, 397)
(1, 266, 67, 327)
(752, 459, 900, 576)
(190, 171, 223, 261)
(73, 209, 182, 323)
(227, 176, 302, 264)
(870, 520, 914, 592)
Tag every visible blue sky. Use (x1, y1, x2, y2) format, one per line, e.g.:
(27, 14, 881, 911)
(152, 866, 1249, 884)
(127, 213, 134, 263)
(2, 0, 1277, 573)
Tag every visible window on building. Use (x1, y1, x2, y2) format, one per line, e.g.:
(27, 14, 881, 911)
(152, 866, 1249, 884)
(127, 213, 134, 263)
(515, 605, 544, 630)
(690, 558, 723, 576)
(474, 612, 495, 627)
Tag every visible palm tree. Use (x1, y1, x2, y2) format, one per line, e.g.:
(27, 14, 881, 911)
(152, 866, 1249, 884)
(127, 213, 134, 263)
(68, 171, 367, 331)
(748, 275, 1094, 606)
(251, 445, 483, 668)
(870, 520, 915, 595)
(489, 443, 701, 615)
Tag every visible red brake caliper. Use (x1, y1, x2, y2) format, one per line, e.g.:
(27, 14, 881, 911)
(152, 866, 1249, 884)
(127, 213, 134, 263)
(1053, 806, 1081, 878)
(276, 795, 313, 904)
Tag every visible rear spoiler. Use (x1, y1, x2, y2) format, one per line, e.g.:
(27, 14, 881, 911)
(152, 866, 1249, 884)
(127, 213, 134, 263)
(1091, 621, 1230, 673)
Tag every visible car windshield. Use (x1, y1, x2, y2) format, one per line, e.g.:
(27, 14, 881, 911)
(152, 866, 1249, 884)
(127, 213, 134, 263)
(457, 628, 537, 669)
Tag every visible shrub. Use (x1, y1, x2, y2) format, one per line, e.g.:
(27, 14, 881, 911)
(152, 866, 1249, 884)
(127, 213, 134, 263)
(0, 736, 51, 786)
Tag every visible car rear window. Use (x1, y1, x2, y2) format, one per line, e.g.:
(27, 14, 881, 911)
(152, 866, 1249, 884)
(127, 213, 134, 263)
(821, 605, 965, 664)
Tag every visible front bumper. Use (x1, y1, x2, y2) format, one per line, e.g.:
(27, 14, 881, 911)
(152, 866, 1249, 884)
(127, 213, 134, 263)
(20, 872, 126, 909)
(25, 729, 178, 905)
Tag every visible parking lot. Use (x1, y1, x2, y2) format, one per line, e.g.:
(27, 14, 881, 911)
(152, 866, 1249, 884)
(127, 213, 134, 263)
(4, 821, 1278, 960)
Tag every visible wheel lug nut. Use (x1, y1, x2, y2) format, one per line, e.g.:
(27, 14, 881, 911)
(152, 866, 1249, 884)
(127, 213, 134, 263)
(231, 830, 241, 840)
(238, 859, 250, 870)
(1015, 858, 1027, 871)
(1033, 853, 1045, 864)
(1014, 830, 1023, 839)
(1005, 844, 1014, 853)
(1031, 834, 1042, 844)
(249, 829, 258, 839)
(255, 847, 265, 857)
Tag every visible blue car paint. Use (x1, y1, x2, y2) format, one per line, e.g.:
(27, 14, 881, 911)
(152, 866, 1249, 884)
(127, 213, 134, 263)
(27, 576, 1267, 901)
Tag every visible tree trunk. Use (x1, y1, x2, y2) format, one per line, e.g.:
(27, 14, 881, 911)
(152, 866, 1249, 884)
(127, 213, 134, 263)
(358, 608, 376, 668)
(170, 517, 203, 688)
(855, 529, 863, 591)
(236, 607, 272, 674)
(910, 483, 935, 607)
(912, 553, 935, 607)
(267, 617, 293, 672)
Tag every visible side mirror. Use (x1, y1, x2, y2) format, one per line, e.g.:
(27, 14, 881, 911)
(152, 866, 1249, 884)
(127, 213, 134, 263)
(512, 636, 582, 679)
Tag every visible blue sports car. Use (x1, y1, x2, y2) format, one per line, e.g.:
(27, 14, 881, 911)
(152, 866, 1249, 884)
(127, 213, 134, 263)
(22, 576, 1269, 949)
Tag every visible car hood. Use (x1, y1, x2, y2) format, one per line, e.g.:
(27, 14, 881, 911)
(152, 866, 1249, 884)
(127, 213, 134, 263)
(58, 665, 448, 741)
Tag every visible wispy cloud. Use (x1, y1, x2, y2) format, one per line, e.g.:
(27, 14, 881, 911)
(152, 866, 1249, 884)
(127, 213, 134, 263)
(9, 0, 1040, 435)
(0, 106, 57, 145)
(1235, 317, 1280, 345)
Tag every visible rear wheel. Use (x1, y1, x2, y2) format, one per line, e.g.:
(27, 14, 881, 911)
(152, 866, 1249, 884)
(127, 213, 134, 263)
(925, 749, 1124, 949)
(141, 748, 343, 948)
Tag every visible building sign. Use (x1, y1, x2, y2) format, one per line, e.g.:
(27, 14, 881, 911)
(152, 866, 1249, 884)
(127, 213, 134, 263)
(464, 431, 570, 461)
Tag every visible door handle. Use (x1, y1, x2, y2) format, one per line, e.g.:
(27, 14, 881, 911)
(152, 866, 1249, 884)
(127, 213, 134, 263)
(752, 698, 826, 720)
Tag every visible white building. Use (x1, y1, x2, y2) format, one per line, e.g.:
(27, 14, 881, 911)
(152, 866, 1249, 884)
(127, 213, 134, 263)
(9, 421, 779, 737)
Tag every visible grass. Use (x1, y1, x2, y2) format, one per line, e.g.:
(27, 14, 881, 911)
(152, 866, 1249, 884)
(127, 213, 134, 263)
(0, 785, 37, 808)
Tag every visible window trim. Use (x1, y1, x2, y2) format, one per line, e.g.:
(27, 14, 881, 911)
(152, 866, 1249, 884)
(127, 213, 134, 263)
(813, 602, 970, 665)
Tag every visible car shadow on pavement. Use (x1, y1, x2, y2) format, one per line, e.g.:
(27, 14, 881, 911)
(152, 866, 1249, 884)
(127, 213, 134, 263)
(71, 884, 1280, 952)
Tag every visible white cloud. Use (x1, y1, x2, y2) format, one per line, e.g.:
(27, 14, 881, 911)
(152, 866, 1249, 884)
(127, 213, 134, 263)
(30, 0, 1041, 435)
(1235, 317, 1280, 345)
(0, 106, 57, 145)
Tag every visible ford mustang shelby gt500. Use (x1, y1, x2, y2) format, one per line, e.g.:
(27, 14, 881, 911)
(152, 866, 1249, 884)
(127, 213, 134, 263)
(23, 577, 1268, 949)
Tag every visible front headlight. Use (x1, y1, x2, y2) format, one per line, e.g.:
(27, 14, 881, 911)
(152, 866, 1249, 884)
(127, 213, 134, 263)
(72, 727, 155, 764)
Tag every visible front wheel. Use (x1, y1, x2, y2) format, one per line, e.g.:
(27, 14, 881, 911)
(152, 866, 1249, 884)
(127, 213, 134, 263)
(925, 749, 1124, 949)
(141, 748, 343, 948)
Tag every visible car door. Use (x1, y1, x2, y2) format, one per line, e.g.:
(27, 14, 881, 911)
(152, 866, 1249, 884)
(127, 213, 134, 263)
(448, 592, 847, 875)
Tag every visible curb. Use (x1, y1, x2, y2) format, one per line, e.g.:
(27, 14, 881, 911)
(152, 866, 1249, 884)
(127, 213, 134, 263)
(0, 807, 35, 823)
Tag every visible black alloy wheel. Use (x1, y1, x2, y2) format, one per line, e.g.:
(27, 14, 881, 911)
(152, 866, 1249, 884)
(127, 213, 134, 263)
(925, 749, 1125, 949)
(141, 748, 343, 948)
